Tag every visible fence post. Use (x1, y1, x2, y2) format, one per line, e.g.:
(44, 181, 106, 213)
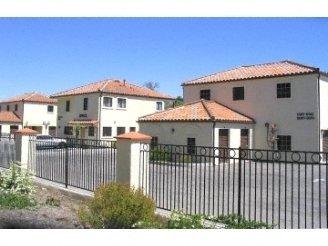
(64, 143, 69, 188)
(14, 128, 38, 169)
(237, 147, 242, 223)
(115, 132, 152, 193)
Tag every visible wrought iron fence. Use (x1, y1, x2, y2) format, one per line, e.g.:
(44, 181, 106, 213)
(28, 137, 117, 191)
(140, 143, 328, 229)
(0, 136, 16, 169)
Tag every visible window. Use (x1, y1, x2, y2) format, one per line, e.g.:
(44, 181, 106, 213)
(277, 135, 291, 151)
(129, 127, 136, 132)
(103, 127, 112, 137)
(151, 136, 158, 147)
(64, 126, 73, 135)
(103, 97, 113, 108)
(117, 127, 125, 135)
(156, 102, 163, 111)
(233, 87, 244, 101)
(47, 105, 54, 112)
(83, 98, 88, 110)
(14, 104, 18, 111)
(0, 105, 1, 111)
(10, 125, 19, 133)
(200, 90, 211, 100)
(277, 83, 291, 98)
(187, 138, 196, 155)
(65, 100, 70, 112)
(6, 105, 9, 111)
(117, 98, 126, 108)
(88, 126, 95, 137)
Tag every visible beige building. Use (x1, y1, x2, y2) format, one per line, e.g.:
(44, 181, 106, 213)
(139, 60, 328, 152)
(0, 92, 58, 136)
(51, 79, 173, 140)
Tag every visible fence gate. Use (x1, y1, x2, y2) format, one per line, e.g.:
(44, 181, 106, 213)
(28, 138, 117, 191)
(0, 136, 16, 169)
(140, 143, 328, 229)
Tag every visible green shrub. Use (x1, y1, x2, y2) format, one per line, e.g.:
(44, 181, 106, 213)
(78, 182, 156, 229)
(207, 214, 272, 229)
(167, 211, 205, 229)
(45, 196, 61, 207)
(0, 162, 36, 209)
(0, 192, 36, 209)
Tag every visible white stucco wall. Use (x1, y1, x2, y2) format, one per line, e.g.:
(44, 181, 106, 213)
(0, 123, 22, 135)
(22, 103, 57, 135)
(139, 121, 253, 147)
(183, 74, 320, 151)
(56, 92, 168, 139)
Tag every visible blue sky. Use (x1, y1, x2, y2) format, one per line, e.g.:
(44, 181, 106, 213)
(0, 18, 327, 98)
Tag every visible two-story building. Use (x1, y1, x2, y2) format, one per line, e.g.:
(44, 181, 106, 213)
(139, 60, 328, 152)
(0, 92, 58, 136)
(51, 79, 173, 140)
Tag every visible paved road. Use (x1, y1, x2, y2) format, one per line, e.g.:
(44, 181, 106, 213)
(31, 147, 328, 228)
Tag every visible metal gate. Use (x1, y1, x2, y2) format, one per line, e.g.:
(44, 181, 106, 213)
(28, 137, 117, 191)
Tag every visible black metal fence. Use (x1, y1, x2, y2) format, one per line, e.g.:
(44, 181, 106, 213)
(0, 136, 16, 169)
(28, 137, 117, 191)
(140, 143, 328, 229)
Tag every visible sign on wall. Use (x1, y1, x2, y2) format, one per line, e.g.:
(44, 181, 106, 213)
(297, 112, 315, 120)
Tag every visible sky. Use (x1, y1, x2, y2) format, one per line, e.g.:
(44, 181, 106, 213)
(0, 18, 327, 99)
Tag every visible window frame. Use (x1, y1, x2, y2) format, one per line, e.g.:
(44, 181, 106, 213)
(233, 86, 245, 101)
(156, 101, 163, 111)
(65, 100, 70, 112)
(14, 104, 18, 111)
(277, 83, 291, 99)
(277, 135, 292, 151)
(200, 89, 211, 100)
(47, 105, 54, 113)
(129, 127, 136, 132)
(6, 105, 10, 111)
(102, 127, 112, 137)
(187, 137, 196, 155)
(151, 136, 158, 147)
(88, 126, 95, 137)
(103, 96, 113, 108)
(116, 127, 126, 136)
(83, 98, 88, 111)
(64, 126, 73, 135)
(117, 98, 127, 109)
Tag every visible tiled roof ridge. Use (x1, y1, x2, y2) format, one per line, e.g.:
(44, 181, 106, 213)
(51, 78, 115, 97)
(23, 92, 37, 101)
(200, 100, 214, 120)
(182, 60, 319, 85)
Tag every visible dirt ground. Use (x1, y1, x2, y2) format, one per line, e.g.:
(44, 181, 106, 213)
(0, 183, 90, 229)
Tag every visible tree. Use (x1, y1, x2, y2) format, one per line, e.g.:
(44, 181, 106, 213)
(173, 96, 184, 107)
(144, 81, 159, 91)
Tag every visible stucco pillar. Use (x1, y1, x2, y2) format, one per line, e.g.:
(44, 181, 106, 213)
(14, 128, 38, 169)
(115, 132, 152, 193)
(229, 129, 241, 161)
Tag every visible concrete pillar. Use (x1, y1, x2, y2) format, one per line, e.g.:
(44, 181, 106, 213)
(115, 132, 152, 193)
(14, 128, 38, 169)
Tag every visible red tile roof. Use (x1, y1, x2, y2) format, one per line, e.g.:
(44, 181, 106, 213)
(0, 111, 22, 123)
(0, 92, 57, 104)
(139, 100, 254, 124)
(115, 132, 152, 141)
(15, 128, 38, 135)
(51, 79, 174, 100)
(183, 60, 319, 85)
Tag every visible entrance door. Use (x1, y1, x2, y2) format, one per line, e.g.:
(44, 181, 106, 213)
(219, 129, 229, 159)
(240, 129, 249, 149)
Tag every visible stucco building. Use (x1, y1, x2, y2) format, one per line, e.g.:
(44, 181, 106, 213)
(139, 60, 328, 152)
(51, 79, 173, 139)
(0, 92, 57, 136)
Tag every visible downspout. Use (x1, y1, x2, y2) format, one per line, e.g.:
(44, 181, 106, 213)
(98, 91, 103, 140)
(317, 70, 321, 152)
(212, 118, 216, 148)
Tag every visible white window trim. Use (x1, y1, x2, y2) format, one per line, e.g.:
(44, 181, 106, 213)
(102, 126, 113, 138)
(102, 96, 114, 109)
